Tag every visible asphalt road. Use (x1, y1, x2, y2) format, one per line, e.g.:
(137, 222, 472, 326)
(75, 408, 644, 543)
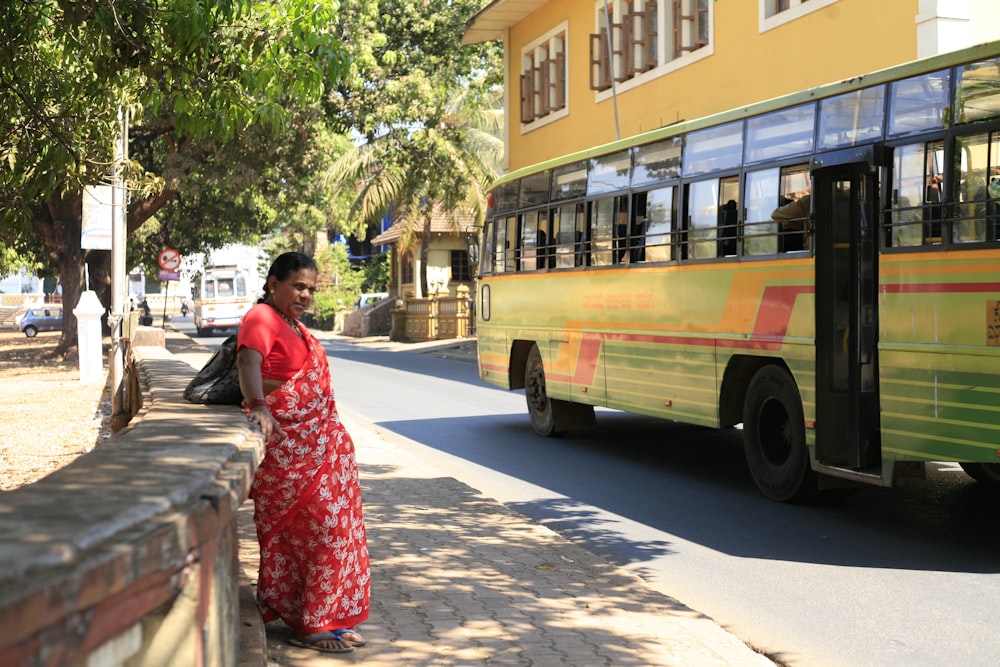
(314, 336, 1000, 667)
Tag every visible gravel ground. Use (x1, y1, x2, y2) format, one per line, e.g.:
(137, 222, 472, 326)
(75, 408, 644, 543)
(0, 326, 477, 491)
(0, 330, 112, 491)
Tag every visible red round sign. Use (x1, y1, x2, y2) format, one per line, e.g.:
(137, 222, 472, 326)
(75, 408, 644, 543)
(158, 248, 181, 271)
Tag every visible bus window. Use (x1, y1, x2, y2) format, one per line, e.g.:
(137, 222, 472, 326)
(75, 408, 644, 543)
(633, 137, 682, 187)
(521, 171, 550, 208)
(554, 204, 580, 268)
(887, 68, 950, 137)
(718, 176, 740, 257)
(687, 180, 719, 259)
(520, 211, 549, 270)
(551, 161, 588, 201)
(889, 144, 926, 247)
(683, 121, 744, 176)
(588, 149, 631, 195)
(494, 217, 507, 272)
(591, 197, 615, 266)
(956, 131, 999, 243)
(205, 281, 216, 299)
(923, 141, 945, 242)
(575, 203, 588, 266)
(744, 168, 780, 256)
(773, 165, 811, 252)
(217, 279, 234, 297)
(495, 180, 520, 213)
(817, 85, 885, 150)
(744, 103, 816, 164)
(481, 220, 496, 274)
(626, 194, 647, 263)
(955, 56, 1000, 124)
(505, 216, 518, 270)
(610, 195, 631, 263)
(641, 186, 676, 262)
(236, 274, 247, 297)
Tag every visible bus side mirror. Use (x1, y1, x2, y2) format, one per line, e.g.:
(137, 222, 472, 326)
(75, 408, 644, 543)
(467, 234, 480, 269)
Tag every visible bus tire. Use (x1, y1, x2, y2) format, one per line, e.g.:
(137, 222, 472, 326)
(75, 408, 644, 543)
(525, 344, 589, 437)
(742, 365, 816, 502)
(959, 462, 1000, 485)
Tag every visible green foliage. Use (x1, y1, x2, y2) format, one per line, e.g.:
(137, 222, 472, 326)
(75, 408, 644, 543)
(313, 241, 364, 314)
(0, 0, 354, 351)
(362, 252, 390, 292)
(1, 0, 350, 226)
(321, 0, 504, 280)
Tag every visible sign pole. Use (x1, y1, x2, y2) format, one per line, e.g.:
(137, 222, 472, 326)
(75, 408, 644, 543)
(162, 281, 169, 328)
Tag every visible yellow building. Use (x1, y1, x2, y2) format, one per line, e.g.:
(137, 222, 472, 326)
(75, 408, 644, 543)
(464, 0, 1000, 173)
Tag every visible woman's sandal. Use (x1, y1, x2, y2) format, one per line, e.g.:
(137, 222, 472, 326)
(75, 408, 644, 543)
(333, 627, 366, 647)
(288, 632, 355, 654)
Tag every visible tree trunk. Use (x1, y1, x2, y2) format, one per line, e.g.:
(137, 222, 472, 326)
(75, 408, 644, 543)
(34, 191, 88, 359)
(420, 211, 432, 297)
(33, 185, 168, 358)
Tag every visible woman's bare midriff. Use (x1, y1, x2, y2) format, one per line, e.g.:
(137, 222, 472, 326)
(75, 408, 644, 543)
(263, 378, 285, 395)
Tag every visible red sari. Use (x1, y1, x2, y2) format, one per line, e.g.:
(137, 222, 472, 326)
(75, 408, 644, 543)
(250, 324, 370, 634)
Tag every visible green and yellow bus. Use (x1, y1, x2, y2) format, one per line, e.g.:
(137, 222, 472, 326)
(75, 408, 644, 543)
(475, 41, 1000, 501)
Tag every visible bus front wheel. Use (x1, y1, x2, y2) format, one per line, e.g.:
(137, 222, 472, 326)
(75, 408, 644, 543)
(524, 345, 595, 437)
(743, 365, 816, 502)
(525, 345, 562, 436)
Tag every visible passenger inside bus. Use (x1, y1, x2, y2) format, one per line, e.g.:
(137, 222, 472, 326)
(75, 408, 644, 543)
(924, 173, 943, 241)
(771, 192, 811, 251)
(719, 200, 738, 256)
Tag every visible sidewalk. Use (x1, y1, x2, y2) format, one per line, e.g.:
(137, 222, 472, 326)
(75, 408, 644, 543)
(175, 331, 775, 666)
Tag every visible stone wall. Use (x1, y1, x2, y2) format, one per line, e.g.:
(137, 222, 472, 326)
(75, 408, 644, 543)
(0, 344, 263, 667)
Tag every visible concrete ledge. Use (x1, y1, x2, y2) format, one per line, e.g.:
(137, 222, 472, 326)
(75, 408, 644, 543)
(0, 345, 264, 667)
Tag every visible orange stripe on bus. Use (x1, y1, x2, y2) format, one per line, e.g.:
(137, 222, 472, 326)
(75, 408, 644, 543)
(543, 284, 814, 385)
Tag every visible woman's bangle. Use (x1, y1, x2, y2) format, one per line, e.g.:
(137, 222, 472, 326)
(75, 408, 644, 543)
(244, 397, 267, 410)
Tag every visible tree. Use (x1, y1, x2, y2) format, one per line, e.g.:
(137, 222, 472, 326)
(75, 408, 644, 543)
(324, 0, 504, 295)
(0, 0, 349, 354)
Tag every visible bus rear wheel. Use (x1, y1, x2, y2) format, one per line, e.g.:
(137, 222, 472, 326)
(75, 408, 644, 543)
(743, 365, 816, 502)
(960, 462, 1000, 485)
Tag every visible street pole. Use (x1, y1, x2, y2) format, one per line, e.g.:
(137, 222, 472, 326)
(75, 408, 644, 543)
(111, 107, 128, 419)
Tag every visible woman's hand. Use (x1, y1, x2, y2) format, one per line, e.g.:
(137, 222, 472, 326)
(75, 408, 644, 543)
(247, 404, 283, 440)
(237, 346, 283, 440)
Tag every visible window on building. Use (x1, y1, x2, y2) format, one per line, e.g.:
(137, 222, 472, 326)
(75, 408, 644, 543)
(451, 250, 472, 282)
(401, 252, 414, 284)
(768, 0, 799, 16)
(671, 0, 708, 59)
(760, 0, 837, 32)
(521, 27, 567, 124)
(590, 0, 705, 92)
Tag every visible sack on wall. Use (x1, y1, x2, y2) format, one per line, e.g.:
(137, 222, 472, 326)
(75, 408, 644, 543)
(183, 334, 243, 405)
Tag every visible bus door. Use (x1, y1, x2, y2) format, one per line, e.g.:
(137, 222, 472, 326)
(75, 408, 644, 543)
(812, 156, 881, 472)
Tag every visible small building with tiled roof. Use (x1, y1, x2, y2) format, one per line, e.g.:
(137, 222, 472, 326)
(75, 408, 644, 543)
(371, 207, 477, 301)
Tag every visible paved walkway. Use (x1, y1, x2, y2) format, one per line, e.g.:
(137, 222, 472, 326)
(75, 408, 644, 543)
(174, 331, 774, 666)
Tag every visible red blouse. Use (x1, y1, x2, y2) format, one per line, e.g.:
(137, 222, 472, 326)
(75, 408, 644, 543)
(237, 303, 309, 382)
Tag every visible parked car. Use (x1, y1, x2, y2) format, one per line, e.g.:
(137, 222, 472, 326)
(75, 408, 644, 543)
(353, 292, 389, 310)
(19, 306, 63, 337)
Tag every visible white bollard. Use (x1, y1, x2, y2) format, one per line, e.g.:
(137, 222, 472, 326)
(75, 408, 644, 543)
(74, 290, 106, 383)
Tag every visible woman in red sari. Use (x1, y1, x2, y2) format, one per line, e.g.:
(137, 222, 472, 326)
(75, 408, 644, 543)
(237, 252, 370, 654)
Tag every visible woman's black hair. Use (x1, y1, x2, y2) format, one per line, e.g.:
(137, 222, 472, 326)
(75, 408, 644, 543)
(261, 252, 318, 300)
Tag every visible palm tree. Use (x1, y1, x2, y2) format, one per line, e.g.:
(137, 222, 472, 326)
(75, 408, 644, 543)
(327, 76, 502, 297)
